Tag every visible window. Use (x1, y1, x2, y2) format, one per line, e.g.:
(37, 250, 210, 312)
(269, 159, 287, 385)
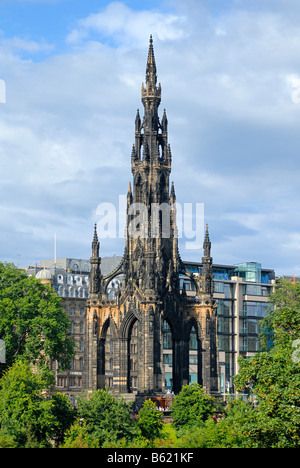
(189, 373, 198, 384)
(214, 282, 224, 293)
(216, 300, 232, 316)
(131, 377, 138, 389)
(248, 337, 260, 352)
(163, 322, 173, 349)
(107, 378, 114, 388)
(189, 354, 198, 365)
(57, 377, 67, 387)
(240, 336, 260, 352)
(235, 262, 262, 283)
(189, 327, 198, 350)
(247, 319, 259, 334)
(163, 353, 173, 367)
(244, 284, 262, 296)
(219, 335, 230, 352)
(218, 316, 230, 334)
(69, 377, 76, 387)
(243, 301, 270, 318)
(165, 372, 173, 389)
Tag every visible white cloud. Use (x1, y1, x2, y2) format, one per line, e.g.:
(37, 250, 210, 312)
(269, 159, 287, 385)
(286, 74, 300, 104)
(2, 37, 53, 54)
(66, 2, 188, 46)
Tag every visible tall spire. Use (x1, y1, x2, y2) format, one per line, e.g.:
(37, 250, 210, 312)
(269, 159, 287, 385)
(201, 224, 214, 296)
(141, 35, 161, 119)
(203, 224, 211, 258)
(92, 223, 99, 258)
(90, 224, 103, 296)
(145, 35, 157, 89)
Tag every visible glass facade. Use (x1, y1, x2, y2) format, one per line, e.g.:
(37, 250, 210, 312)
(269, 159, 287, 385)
(162, 320, 200, 390)
(235, 262, 262, 283)
(243, 301, 270, 317)
(182, 261, 275, 396)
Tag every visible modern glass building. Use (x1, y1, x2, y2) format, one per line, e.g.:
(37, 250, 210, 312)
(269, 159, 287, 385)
(174, 261, 276, 396)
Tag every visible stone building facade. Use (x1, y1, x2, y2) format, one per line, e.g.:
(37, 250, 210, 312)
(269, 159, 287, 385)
(85, 37, 220, 397)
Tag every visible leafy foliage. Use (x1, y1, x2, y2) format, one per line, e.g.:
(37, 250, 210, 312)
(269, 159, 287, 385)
(0, 262, 74, 374)
(177, 401, 249, 448)
(171, 383, 216, 430)
(0, 361, 75, 447)
(72, 390, 139, 448)
(234, 279, 300, 448)
(137, 399, 164, 443)
(0, 277, 298, 448)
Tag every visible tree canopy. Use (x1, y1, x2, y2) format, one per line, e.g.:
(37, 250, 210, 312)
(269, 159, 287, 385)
(171, 383, 216, 430)
(0, 262, 74, 374)
(234, 279, 300, 448)
(64, 390, 139, 448)
(0, 360, 75, 447)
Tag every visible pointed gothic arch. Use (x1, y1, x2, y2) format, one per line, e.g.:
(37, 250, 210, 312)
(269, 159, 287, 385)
(97, 318, 118, 389)
(184, 316, 203, 386)
(134, 172, 143, 204)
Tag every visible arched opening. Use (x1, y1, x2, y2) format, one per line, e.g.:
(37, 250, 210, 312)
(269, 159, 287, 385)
(188, 322, 203, 386)
(105, 275, 123, 300)
(160, 172, 168, 203)
(189, 325, 198, 384)
(127, 320, 139, 393)
(98, 319, 116, 390)
(162, 320, 174, 392)
(135, 173, 143, 204)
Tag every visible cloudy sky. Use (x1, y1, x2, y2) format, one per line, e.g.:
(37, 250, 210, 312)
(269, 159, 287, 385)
(0, 0, 300, 275)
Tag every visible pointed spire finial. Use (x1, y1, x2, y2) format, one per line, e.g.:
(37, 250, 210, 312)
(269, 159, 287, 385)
(146, 34, 157, 85)
(141, 34, 161, 118)
(203, 223, 211, 257)
(92, 223, 100, 258)
(170, 181, 176, 201)
(93, 223, 98, 242)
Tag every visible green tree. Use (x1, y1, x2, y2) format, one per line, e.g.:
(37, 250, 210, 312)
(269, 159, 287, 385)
(61, 419, 98, 448)
(171, 383, 216, 430)
(0, 262, 74, 374)
(51, 392, 77, 447)
(261, 279, 300, 351)
(177, 400, 261, 448)
(0, 360, 75, 447)
(234, 280, 300, 448)
(137, 399, 164, 444)
(75, 390, 139, 447)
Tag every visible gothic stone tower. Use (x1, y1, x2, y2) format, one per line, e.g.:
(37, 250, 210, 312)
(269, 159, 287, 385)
(86, 37, 220, 396)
